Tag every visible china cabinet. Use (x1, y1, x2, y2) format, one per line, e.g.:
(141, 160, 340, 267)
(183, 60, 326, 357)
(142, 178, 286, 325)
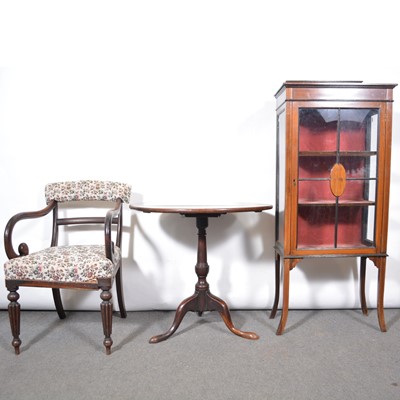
(271, 81, 397, 334)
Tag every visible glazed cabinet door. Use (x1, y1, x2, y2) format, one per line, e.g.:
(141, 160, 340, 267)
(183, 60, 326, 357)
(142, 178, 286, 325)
(295, 106, 380, 251)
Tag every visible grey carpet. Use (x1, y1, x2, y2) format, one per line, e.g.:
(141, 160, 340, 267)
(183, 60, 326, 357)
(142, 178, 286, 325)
(0, 309, 399, 400)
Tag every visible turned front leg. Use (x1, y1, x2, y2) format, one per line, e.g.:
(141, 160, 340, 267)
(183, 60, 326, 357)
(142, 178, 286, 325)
(100, 289, 113, 355)
(7, 287, 21, 355)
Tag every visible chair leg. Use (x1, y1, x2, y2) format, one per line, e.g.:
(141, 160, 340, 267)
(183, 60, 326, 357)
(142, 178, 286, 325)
(100, 289, 113, 355)
(115, 268, 127, 318)
(7, 287, 21, 355)
(52, 288, 66, 319)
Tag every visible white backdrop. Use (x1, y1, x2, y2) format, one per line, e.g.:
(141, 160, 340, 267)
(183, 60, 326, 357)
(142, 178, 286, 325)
(1, 0, 399, 313)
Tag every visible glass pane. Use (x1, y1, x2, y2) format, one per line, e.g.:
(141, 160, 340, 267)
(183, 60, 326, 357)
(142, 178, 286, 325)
(299, 109, 338, 152)
(278, 111, 286, 244)
(365, 205, 375, 243)
(368, 112, 379, 152)
(341, 180, 376, 202)
(339, 109, 379, 152)
(298, 180, 334, 203)
(297, 206, 335, 249)
(299, 156, 336, 179)
(341, 155, 377, 179)
(337, 206, 375, 247)
(366, 179, 377, 203)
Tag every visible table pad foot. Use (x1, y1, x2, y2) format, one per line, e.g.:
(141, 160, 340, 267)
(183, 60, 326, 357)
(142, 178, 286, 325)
(220, 312, 259, 340)
(149, 290, 259, 343)
(210, 292, 259, 340)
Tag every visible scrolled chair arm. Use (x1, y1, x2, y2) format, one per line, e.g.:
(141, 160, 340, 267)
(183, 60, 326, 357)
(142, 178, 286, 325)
(104, 198, 123, 262)
(4, 200, 57, 260)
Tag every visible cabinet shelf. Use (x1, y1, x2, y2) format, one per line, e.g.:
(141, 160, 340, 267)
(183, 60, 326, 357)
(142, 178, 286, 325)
(298, 200, 375, 206)
(299, 151, 377, 157)
(298, 177, 375, 181)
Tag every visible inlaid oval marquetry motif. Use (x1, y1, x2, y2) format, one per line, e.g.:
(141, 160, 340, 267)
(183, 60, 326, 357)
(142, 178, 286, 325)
(330, 163, 346, 197)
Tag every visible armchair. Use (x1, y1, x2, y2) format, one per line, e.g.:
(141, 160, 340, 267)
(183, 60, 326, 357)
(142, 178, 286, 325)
(3, 180, 131, 355)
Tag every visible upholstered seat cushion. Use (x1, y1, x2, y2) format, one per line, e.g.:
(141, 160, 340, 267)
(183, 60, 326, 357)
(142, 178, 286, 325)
(4, 245, 120, 284)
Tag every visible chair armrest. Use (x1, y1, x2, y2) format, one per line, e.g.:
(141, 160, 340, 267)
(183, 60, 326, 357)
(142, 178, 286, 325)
(104, 198, 123, 262)
(4, 200, 57, 260)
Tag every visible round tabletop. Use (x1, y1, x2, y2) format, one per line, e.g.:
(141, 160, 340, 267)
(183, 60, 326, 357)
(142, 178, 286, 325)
(130, 203, 272, 215)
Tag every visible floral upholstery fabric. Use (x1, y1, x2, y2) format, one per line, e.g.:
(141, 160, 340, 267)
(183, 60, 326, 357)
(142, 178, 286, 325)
(45, 180, 131, 204)
(4, 245, 121, 284)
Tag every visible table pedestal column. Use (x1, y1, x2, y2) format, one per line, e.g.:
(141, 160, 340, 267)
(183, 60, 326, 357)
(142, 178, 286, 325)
(149, 215, 259, 343)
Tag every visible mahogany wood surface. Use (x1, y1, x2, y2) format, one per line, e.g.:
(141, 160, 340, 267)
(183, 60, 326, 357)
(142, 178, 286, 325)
(130, 203, 271, 215)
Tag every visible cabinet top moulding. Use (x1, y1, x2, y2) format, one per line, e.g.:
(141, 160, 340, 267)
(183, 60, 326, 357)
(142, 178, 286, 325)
(275, 81, 397, 110)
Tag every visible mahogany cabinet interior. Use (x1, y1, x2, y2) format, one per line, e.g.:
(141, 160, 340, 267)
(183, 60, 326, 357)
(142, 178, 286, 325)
(271, 81, 397, 334)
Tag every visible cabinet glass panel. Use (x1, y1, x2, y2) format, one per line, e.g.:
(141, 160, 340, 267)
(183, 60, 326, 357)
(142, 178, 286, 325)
(297, 107, 378, 249)
(299, 109, 338, 152)
(297, 205, 375, 249)
(299, 156, 336, 178)
(341, 180, 376, 202)
(336, 206, 375, 247)
(277, 111, 286, 245)
(341, 155, 377, 180)
(365, 204, 376, 243)
(297, 206, 335, 248)
(298, 180, 332, 203)
(339, 109, 378, 152)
